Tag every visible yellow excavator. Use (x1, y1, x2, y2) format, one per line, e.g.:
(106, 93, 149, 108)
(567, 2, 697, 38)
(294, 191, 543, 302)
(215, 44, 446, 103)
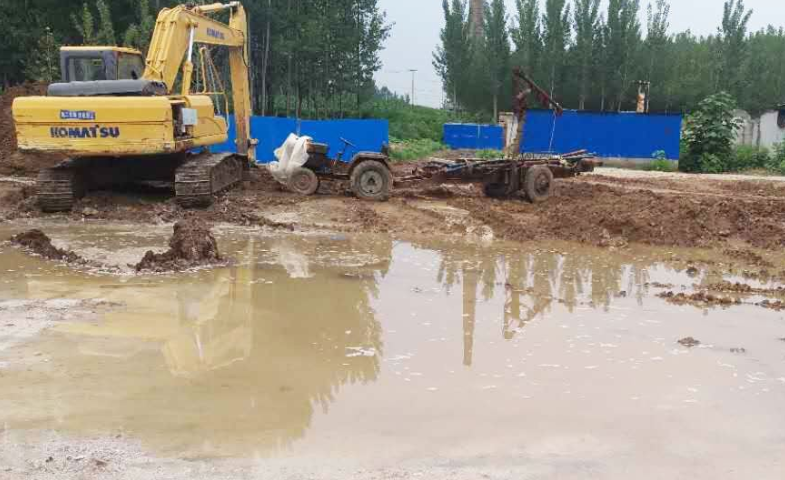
(12, 2, 256, 211)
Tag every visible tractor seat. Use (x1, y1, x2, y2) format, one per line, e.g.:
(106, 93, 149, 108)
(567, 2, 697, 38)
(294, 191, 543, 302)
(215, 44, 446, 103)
(307, 142, 329, 155)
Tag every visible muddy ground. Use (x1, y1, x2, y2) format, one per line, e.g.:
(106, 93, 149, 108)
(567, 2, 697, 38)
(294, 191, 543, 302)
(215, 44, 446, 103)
(3, 161, 785, 254)
(2, 78, 784, 252)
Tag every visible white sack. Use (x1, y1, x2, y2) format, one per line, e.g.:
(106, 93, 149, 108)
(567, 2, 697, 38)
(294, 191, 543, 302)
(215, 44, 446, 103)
(268, 133, 312, 185)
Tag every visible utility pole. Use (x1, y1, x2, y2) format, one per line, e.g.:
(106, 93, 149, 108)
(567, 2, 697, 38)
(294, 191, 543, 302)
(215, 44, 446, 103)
(408, 69, 417, 108)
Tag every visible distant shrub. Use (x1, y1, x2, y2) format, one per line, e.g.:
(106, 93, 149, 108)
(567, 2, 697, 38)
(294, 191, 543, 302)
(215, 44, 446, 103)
(730, 145, 770, 171)
(476, 149, 503, 160)
(389, 138, 446, 161)
(362, 98, 489, 143)
(643, 160, 677, 172)
(639, 151, 676, 172)
(767, 142, 785, 174)
(680, 92, 741, 173)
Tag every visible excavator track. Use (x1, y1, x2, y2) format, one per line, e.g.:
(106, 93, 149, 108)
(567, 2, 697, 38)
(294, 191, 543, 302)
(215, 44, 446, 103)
(175, 153, 245, 208)
(37, 163, 85, 213)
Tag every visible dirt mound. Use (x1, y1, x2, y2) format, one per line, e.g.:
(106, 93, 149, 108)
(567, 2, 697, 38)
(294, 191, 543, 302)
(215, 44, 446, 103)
(449, 179, 785, 249)
(0, 83, 64, 176)
(10, 229, 83, 263)
(136, 220, 224, 272)
(547, 181, 785, 249)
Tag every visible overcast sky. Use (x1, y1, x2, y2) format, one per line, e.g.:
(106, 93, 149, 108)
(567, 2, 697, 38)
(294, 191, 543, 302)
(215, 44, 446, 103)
(374, 0, 784, 107)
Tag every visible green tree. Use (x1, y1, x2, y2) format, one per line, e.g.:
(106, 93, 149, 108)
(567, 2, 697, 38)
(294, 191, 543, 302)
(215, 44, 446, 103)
(717, 0, 752, 99)
(644, 0, 670, 109)
(604, 0, 641, 110)
(541, 0, 571, 99)
(72, 3, 96, 45)
(95, 0, 116, 45)
(434, 0, 473, 111)
(572, 0, 601, 109)
(744, 27, 785, 115)
(511, 0, 542, 78)
(483, 0, 511, 120)
(24, 27, 60, 83)
(123, 0, 156, 55)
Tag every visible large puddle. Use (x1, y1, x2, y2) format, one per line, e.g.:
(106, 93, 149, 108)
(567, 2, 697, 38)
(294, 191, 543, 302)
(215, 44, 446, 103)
(1, 223, 784, 471)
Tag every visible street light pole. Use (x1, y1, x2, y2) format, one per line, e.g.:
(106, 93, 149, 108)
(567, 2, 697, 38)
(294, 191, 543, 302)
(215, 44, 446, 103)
(408, 69, 417, 108)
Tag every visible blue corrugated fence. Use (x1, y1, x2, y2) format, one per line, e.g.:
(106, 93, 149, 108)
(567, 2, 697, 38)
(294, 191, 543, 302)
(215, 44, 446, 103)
(212, 117, 390, 163)
(444, 110, 682, 160)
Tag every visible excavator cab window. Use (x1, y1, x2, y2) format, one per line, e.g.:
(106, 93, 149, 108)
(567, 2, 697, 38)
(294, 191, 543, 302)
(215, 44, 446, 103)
(67, 57, 107, 82)
(60, 49, 145, 83)
(118, 53, 145, 81)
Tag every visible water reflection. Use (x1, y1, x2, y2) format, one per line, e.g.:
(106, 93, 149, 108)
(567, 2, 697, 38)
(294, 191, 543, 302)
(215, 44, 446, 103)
(425, 241, 667, 366)
(0, 235, 391, 455)
(0, 232, 706, 456)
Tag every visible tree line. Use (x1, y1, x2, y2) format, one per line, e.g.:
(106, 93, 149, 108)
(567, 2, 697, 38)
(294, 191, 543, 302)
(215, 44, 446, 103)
(434, 0, 785, 117)
(1, 0, 390, 119)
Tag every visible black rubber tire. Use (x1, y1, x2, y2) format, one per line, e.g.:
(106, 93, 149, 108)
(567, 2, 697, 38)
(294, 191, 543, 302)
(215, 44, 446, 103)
(523, 165, 554, 203)
(350, 160, 392, 201)
(288, 167, 320, 196)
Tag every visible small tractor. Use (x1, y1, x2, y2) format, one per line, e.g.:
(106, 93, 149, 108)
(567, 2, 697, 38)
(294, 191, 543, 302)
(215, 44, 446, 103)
(286, 138, 394, 201)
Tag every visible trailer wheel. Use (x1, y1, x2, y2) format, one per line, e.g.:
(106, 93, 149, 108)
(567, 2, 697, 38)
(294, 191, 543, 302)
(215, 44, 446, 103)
(289, 167, 320, 196)
(350, 160, 392, 201)
(523, 166, 554, 203)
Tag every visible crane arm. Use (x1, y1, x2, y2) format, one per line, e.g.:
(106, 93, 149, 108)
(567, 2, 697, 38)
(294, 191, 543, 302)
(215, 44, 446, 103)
(143, 2, 254, 159)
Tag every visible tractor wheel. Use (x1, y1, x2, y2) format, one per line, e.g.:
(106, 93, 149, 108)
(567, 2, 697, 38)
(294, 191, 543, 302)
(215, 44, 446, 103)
(350, 160, 392, 201)
(523, 165, 554, 203)
(288, 167, 320, 196)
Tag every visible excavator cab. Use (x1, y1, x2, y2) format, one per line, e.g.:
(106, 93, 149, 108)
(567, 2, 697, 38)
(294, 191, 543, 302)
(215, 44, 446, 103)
(59, 47, 146, 82)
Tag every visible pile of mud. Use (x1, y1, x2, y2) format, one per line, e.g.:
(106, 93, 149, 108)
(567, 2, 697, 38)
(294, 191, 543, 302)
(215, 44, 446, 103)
(10, 229, 84, 263)
(0, 83, 63, 176)
(451, 180, 785, 249)
(136, 219, 224, 272)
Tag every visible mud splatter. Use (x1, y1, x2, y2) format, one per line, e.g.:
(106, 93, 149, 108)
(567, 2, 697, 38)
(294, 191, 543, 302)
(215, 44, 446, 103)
(658, 291, 741, 308)
(705, 281, 785, 296)
(759, 300, 785, 312)
(678, 337, 701, 348)
(723, 249, 774, 268)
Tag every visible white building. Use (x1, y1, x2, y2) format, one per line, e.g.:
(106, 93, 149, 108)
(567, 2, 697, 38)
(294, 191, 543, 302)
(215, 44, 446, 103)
(734, 108, 785, 149)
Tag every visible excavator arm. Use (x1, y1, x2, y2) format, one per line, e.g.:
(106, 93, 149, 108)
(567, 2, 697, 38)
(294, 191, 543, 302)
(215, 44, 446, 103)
(144, 2, 254, 159)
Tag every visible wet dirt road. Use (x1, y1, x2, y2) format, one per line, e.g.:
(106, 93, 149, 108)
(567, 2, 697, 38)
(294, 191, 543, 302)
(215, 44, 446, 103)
(5, 165, 785, 251)
(1, 222, 784, 479)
